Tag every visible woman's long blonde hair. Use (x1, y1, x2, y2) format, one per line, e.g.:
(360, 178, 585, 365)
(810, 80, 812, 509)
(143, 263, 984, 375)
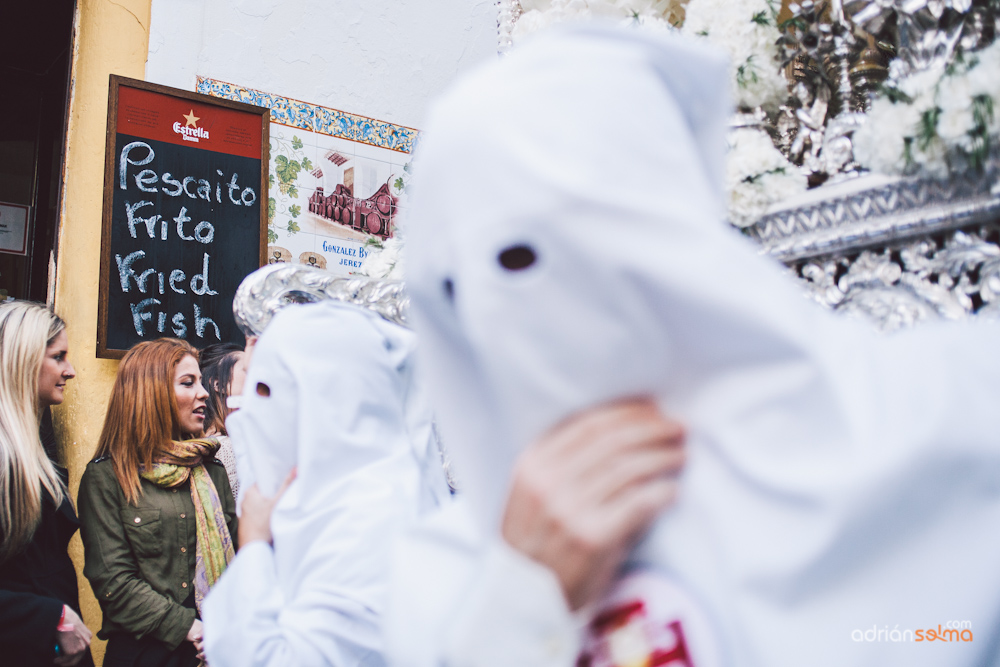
(0, 302, 67, 562)
(94, 338, 200, 504)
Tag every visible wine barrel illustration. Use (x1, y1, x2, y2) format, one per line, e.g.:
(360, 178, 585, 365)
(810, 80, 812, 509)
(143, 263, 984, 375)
(267, 246, 292, 264)
(298, 252, 328, 270)
(375, 193, 393, 216)
(365, 212, 384, 235)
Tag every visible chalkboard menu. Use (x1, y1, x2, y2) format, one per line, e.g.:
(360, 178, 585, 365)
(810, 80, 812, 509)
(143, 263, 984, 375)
(98, 76, 269, 358)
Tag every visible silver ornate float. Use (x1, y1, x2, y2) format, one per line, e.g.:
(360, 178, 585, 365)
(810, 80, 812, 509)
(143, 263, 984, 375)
(747, 166, 1000, 331)
(754, 0, 1000, 330)
(232, 262, 409, 336)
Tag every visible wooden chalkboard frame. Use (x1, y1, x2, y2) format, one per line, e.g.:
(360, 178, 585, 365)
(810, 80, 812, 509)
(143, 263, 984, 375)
(98, 75, 269, 359)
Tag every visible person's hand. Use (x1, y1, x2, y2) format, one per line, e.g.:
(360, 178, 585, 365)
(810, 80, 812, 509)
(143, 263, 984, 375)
(53, 606, 92, 667)
(186, 618, 203, 643)
(501, 398, 685, 611)
(187, 619, 205, 661)
(238, 468, 296, 549)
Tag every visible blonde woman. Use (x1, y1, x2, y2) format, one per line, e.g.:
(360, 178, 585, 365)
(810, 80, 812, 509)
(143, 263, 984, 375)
(0, 301, 93, 666)
(78, 338, 236, 667)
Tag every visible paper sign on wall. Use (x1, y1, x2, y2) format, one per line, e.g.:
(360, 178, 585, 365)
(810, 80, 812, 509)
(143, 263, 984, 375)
(0, 203, 30, 256)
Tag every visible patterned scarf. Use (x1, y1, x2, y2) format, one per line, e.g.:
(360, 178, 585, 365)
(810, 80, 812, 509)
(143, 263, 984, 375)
(140, 438, 235, 614)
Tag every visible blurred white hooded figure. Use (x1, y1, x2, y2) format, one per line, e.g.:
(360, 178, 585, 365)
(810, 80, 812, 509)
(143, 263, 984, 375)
(386, 25, 1000, 667)
(202, 300, 451, 667)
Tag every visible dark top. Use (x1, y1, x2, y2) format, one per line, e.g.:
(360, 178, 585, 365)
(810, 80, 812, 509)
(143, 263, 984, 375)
(0, 464, 95, 667)
(77, 457, 237, 650)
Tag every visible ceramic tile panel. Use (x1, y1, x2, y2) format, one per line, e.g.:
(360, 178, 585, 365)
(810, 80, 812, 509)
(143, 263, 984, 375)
(389, 152, 413, 210)
(197, 77, 418, 154)
(198, 77, 412, 271)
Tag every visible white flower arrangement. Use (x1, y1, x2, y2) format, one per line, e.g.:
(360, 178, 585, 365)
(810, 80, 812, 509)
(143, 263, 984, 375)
(726, 127, 808, 227)
(512, 0, 681, 44)
(682, 0, 787, 110)
(853, 41, 1000, 178)
(357, 236, 405, 281)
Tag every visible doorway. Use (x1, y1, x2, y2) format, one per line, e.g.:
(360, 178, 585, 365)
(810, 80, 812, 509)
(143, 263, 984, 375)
(0, 1, 75, 303)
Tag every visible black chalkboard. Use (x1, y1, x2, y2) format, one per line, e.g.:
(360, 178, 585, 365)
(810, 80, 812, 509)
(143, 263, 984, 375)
(98, 76, 269, 358)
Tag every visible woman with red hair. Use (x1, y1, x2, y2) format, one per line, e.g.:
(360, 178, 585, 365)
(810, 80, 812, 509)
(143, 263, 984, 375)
(78, 338, 236, 667)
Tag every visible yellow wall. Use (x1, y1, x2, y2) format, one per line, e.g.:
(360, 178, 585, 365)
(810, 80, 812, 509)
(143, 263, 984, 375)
(53, 1, 152, 663)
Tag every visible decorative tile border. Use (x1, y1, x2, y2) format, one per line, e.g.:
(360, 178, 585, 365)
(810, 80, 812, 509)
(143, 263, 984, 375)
(196, 76, 418, 154)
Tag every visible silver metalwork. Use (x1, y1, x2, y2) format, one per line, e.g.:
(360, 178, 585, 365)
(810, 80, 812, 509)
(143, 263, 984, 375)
(747, 167, 1000, 331)
(845, 0, 989, 77)
(233, 263, 410, 336)
(774, 0, 998, 183)
(747, 168, 1000, 262)
(795, 228, 1000, 331)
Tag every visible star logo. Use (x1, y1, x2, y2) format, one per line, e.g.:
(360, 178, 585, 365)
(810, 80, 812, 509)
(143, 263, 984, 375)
(183, 110, 200, 128)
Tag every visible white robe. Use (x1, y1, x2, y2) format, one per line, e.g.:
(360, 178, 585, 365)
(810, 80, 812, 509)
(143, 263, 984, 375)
(203, 301, 450, 667)
(387, 25, 1000, 667)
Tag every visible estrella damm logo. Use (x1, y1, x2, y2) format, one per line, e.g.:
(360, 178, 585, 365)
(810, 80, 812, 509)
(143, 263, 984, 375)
(172, 110, 209, 143)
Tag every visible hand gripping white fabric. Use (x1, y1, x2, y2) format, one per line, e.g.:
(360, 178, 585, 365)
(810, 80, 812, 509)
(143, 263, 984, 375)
(390, 25, 1000, 667)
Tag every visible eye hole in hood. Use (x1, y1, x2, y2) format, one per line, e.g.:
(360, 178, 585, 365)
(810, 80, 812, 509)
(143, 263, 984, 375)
(498, 244, 537, 271)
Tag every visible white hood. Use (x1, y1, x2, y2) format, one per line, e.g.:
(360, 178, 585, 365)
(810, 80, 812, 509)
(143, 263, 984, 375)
(404, 25, 1000, 665)
(206, 300, 450, 666)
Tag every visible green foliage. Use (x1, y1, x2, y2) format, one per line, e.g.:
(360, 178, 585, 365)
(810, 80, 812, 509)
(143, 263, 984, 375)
(268, 134, 311, 238)
(971, 94, 994, 130)
(736, 56, 759, 89)
(275, 155, 302, 194)
(751, 10, 771, 26)
(696, 29, 709, 36)
(364, 237, 384, 249)
(268, 174, 275, 188)
(878, 84, 914, 105)
(945, 51, 979, 77)
(917, 107, 940, 151)
(393, 161, 414, 195)
(778, 15, 808, 32)
(742, 166, 786, 185)
(967, 94, 994, 171)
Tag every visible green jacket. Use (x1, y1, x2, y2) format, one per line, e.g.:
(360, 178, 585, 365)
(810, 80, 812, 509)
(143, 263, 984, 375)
(77, 456, 237, 649)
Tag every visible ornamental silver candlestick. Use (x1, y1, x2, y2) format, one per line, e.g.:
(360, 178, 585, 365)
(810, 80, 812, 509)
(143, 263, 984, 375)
(828, 0, 857, 116)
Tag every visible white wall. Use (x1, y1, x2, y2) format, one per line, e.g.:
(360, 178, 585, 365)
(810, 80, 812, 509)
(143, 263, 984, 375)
(146, 0, 497, 129)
